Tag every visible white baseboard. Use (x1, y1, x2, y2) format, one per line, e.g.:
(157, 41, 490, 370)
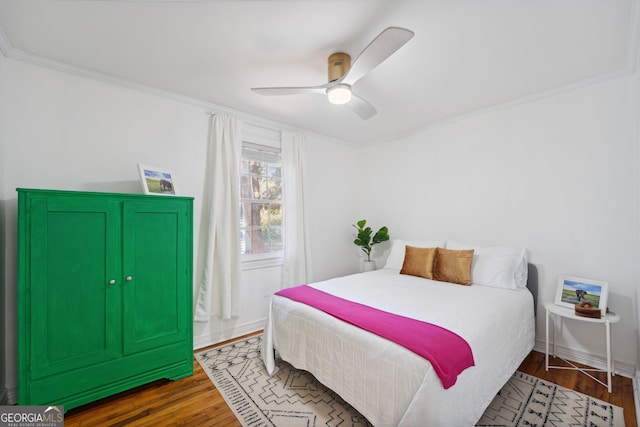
(193, 319, 265, 351)
(533, 339, 635, 378)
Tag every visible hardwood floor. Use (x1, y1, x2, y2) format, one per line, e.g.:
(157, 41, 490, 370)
(517, 352, 636, 427)
(64, 336, 636, 426)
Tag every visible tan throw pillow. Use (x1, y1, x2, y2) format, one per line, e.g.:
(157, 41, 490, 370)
(400, 246, 437, 279)
(433, 247, 475, 285)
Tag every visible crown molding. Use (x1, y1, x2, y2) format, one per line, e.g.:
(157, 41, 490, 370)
(0, 21, 353, 149)
(369, 0, 640, 148)
(4, 33, 632, 152)
(367, 64, 636, 150)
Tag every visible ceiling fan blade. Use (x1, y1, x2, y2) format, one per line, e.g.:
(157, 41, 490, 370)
(349, 93, 377, 120)
(251, 83, 332, 96)
(341, 27, 414, 87)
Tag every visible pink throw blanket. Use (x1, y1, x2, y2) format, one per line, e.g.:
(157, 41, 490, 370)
(275, 285, 474, 389)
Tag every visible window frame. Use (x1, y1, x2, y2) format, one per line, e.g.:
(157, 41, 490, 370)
(239, 140, 284, 269)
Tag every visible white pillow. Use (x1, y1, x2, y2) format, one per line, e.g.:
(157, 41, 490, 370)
(383, 239, 445, 271)
(445, 240, 528, 289)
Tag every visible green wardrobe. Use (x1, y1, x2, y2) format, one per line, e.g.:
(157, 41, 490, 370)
(17, 188, 194, 411)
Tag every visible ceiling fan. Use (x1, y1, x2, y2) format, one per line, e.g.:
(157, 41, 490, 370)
(251, 27, 414, 120)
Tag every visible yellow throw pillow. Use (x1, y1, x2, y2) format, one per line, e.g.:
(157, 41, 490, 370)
(433, 247, 475, 285)
(400, 246, 437, 279)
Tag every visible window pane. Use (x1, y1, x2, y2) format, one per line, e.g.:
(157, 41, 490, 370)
(240, 229, 252, 255)
(250, 176, 261, 198)
(241, 159, 251, 174)
(240, 201, 252, 226)
(258, 177, 268, 199)
(251, 203, 264, 227)
(266, 228, 283, 251)
(268, 165, 281, 178)
(270, 204, 282, 226)
(269, 178, 282, 201)
(251, 227, 269, 254)
(251, 227, 282, 253)
(240, 176, 251, 199)
(250, 160, 265, 176)
(259, 203, 269, 226)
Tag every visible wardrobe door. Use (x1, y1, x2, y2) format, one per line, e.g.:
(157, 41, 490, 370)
(121, 199, 191, 356)
(25, 197, 121, 402)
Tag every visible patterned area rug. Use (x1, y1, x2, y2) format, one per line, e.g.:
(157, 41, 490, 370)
(195, 335, 624, 427)
(477, 371, 624, 427)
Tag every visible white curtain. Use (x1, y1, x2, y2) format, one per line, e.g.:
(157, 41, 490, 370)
(281, 130, 312, 288)
(194, 113, 241, 321)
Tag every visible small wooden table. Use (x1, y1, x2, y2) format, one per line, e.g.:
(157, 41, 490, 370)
(544, 301, 620, 392)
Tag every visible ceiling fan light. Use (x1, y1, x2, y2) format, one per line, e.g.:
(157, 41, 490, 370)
(327, 84, 352, 105)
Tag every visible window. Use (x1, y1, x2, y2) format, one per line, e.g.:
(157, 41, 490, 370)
(239, 142, 283, 261)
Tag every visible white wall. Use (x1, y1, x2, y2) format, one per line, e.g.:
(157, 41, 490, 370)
(304, 134, 365, 281)
(0, 48, 6, 195)
(1, 46, 638, 404)
(0, 50, 7, 404)
(361, 75, 638, 375)
(635, 42, 640, 384)
(0, 57, 360, 402)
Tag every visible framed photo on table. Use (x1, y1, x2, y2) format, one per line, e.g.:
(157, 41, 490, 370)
(137, 164, 179, 196)
(554, 275, 608, 315)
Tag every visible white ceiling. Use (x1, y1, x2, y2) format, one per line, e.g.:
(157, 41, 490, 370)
(0, 0, 636, 146)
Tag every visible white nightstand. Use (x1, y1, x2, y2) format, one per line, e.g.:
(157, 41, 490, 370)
(544, 301, 620, 392)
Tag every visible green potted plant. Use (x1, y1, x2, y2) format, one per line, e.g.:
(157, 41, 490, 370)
(353, 219, 390, 271)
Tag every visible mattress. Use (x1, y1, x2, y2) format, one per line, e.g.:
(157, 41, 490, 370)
(262, 268, 535, 427)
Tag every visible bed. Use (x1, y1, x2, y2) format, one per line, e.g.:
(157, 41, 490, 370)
(262, 240, 536, 427)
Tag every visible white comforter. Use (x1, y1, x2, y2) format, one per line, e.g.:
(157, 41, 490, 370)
(262, 269, 535, 427)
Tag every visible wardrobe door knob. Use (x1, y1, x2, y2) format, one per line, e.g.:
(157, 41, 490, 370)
(109, 279, 116, 285)
(126, 276, 133, 281)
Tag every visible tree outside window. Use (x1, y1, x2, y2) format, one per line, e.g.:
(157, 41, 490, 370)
(239, 144, 283, 258)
